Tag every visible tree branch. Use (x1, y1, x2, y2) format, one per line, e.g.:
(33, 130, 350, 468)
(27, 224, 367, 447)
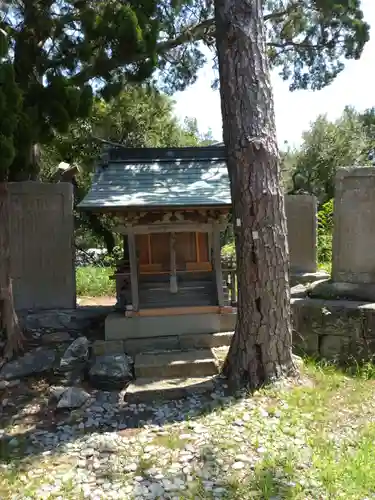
(268, 38, 341, 52)
(70, 2, 305, 85)
(157, 18, 215, 56)
(71, 18, 215, 84)
(263, 1, 302, 22)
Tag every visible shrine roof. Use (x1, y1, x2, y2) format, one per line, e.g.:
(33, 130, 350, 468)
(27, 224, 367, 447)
(78, 146, 231, 210)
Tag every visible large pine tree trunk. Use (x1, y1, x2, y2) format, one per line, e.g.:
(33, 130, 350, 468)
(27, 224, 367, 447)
(0, 183, 24, 361)
(214, 0, 296, 389)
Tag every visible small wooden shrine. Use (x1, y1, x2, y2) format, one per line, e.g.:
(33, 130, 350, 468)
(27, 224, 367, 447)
(78, 145, 233, 317)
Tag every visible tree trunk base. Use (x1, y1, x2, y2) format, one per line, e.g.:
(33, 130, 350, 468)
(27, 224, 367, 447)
(0, 283, 25, 361)
(222, 330, 298, 392)
(0, 182, 25, 362)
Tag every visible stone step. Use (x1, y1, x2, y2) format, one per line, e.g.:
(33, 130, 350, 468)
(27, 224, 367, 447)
(126, 331, 233, 355)
(126, 376, 215, 403)
(179, 331, 233, 350)
(93, 332, 234, 357)
(134, 349, 218, 379)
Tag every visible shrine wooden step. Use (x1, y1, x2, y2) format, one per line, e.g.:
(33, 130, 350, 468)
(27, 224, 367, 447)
(134, 349, 218, 379)
(125, 376, 215, 403)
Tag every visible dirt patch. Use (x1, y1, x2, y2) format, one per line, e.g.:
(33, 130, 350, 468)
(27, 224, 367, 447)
(0, 377, 57, 433)
(77, 296, 116, 306)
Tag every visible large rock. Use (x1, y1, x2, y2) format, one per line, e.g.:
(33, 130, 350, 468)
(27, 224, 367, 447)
(89, 354, 134, 390)
(42, 332, 72, 345)
(0, 348, 56, 381)
(0, 379, 21, 390)
(56, 387, 91, 409)
(49, 385, 68, 400)
(60, 337, 89, 370)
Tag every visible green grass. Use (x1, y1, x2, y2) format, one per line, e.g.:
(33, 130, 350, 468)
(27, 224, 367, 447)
(230, 360, 375, 499)
(150, 432, 190, 450)
(0, 457, 81, 500)
(76, 266, 115, 297)
(143, 361, 375, 499)
(318, 260, 332, 274)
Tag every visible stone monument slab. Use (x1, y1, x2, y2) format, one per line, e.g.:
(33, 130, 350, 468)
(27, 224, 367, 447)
(332, 167, 375, 284)
(285, 195, 317, 274)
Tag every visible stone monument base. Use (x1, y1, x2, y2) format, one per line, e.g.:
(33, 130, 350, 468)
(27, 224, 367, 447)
(290, 271, 330, 287)
(308, 279, 375, 302)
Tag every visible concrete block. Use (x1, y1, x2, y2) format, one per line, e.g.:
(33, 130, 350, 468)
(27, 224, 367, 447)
(292, 329, 319, 356)
(134, 349, 218, 379)
(291, 299, 325, 348)
(105, 312, 223, 340)
(219, 312, 237, 332)
(361, 304, 375, 338)
(321, 307, 362, 339)
(124, 336, 180, 355)
(320, 335, 351, 359)
(179, 331, 233, 349)
(291, 298, 375, 360)
(210, 331, 234, 347)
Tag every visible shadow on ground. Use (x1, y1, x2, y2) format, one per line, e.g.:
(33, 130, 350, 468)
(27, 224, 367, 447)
(0, 371, 234, 456)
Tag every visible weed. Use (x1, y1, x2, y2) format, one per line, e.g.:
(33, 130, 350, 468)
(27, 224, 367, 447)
(151, 432, 189, 450)
(76, 266, 115, 297)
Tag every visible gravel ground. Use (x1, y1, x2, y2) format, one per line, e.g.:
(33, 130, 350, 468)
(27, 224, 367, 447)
(2, 363, 375, 499)
(1, 377, 301, 499)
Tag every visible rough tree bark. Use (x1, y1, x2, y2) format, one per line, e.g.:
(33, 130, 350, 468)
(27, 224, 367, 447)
(214, 0, 296, 389)
(0, 183, 24, 361)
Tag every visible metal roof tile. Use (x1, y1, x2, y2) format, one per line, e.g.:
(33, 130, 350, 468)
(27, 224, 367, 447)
(78, 157, 231, 209)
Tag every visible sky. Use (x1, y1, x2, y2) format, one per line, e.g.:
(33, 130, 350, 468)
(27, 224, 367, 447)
(173, 0, 375, 148)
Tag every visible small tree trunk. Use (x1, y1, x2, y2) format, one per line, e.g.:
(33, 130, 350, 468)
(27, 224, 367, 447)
(214, 0, 296, 389)
(0, 182, 24, 361)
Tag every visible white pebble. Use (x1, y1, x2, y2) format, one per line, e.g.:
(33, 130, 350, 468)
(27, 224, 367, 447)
(124, 462, 138, 472)
(232, 461, 245, 470)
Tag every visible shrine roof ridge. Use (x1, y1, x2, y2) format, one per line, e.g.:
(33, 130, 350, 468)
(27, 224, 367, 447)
(105, 145, 227, 163)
